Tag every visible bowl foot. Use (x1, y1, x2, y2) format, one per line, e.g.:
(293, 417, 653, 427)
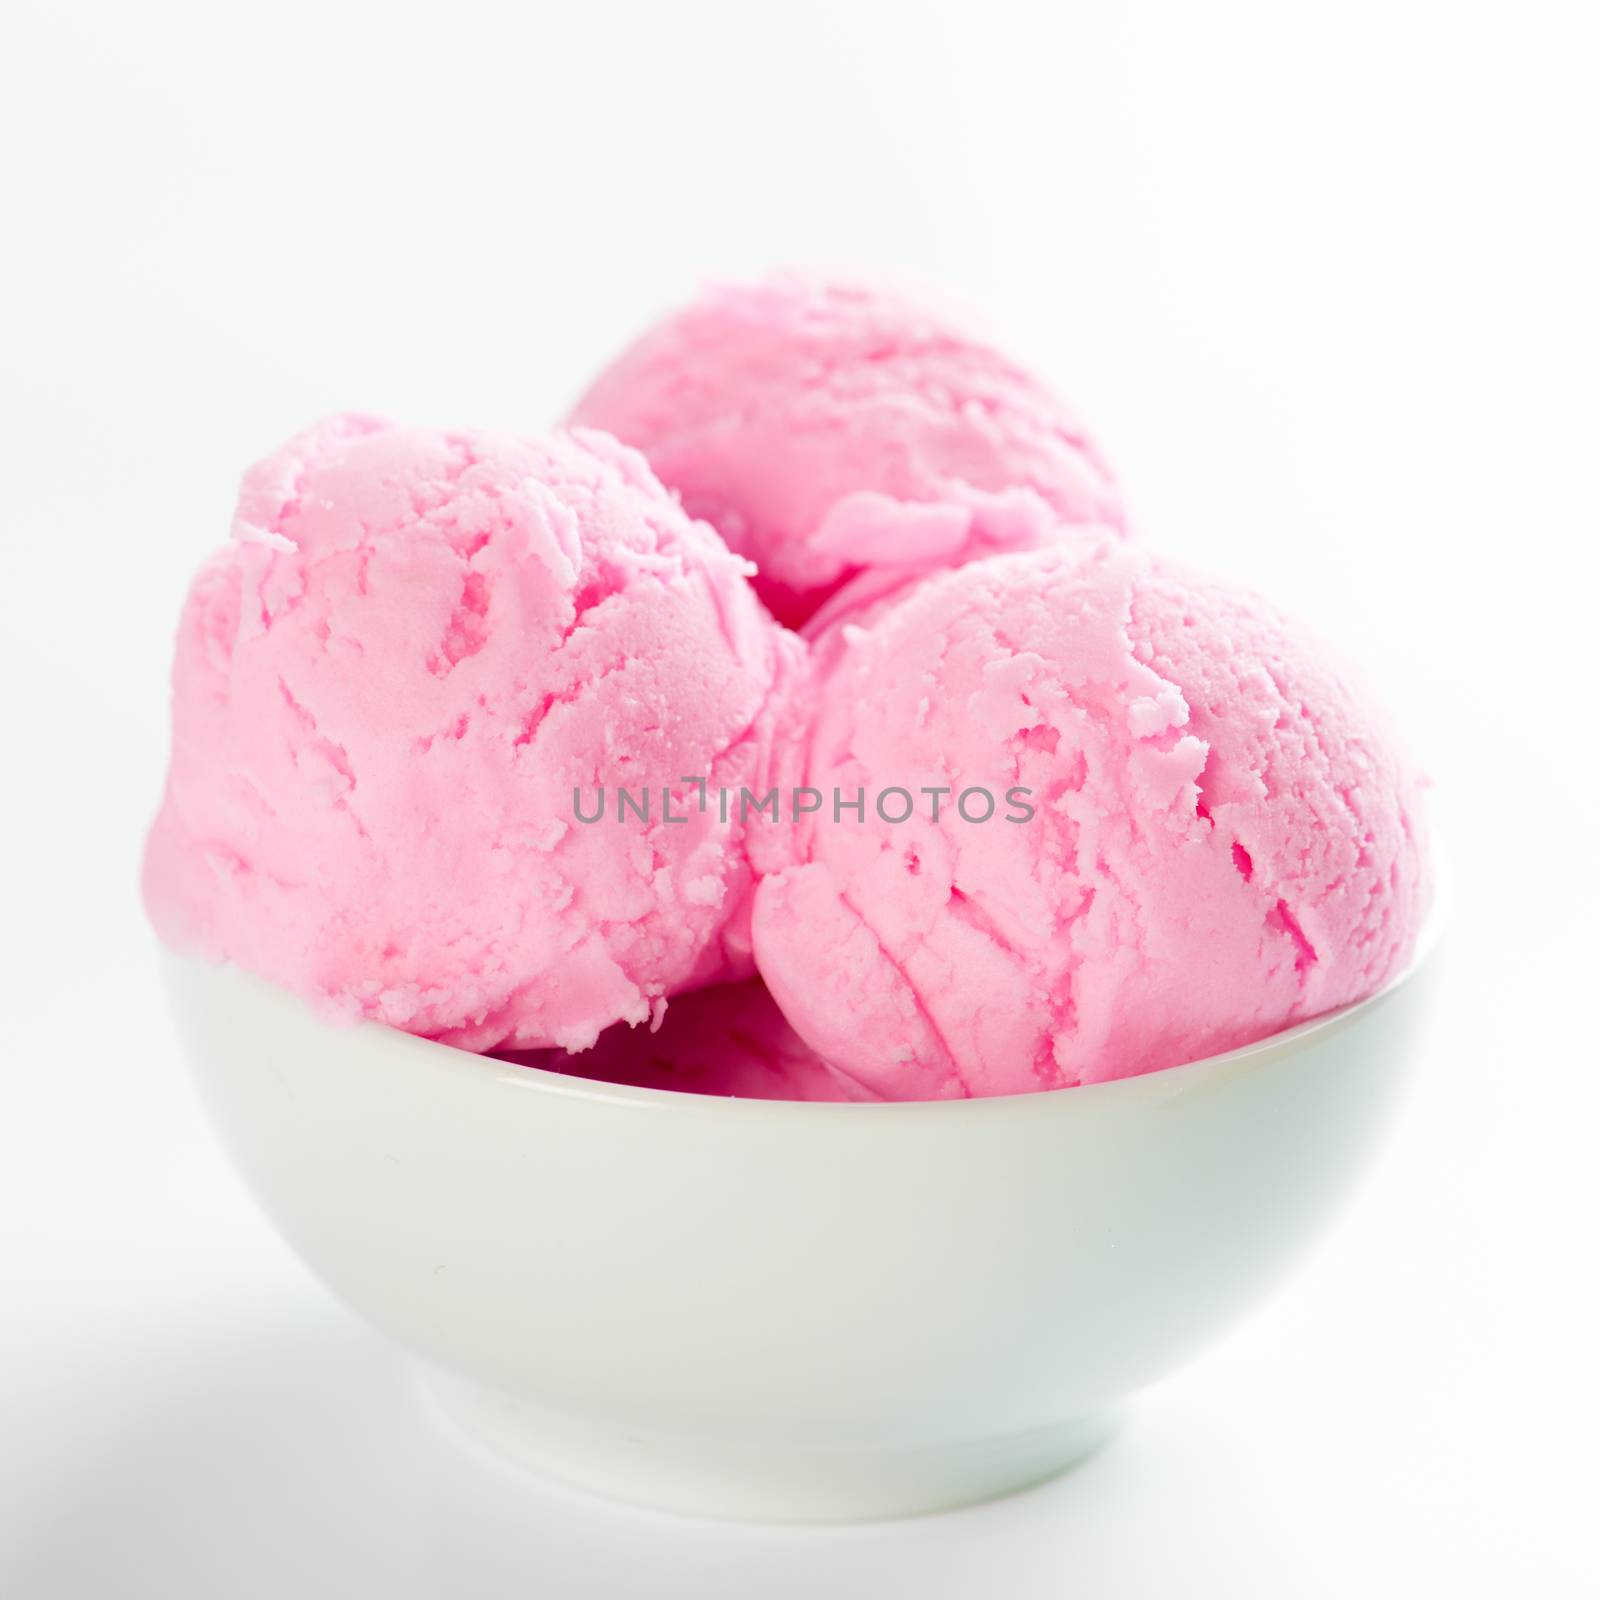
(421, 1370, 1120, 1522)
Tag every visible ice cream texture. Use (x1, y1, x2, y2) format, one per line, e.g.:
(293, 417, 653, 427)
(572, 270, 1124, 626)
(146, 275, 1430, 1100)
(751, 539, 1430, 1099)
(143, 416, 803, 1052)
(502, 978, 878, 1102)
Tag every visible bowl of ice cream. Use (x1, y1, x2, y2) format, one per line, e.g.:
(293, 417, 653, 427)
(143, 270, 1438, 1520)
(164, 915, 1437, 1522)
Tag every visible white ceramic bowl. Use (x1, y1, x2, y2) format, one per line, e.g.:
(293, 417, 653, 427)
(164, 929, 1438, 1521)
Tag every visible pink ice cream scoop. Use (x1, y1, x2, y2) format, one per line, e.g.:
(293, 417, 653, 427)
(143, 416, 803, 1052)
(571, 270, 1124, 626)
(752, 539, 1430, 1099)
(500, 978, 879, 1102)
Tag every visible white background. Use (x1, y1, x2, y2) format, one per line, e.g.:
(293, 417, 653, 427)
(3, 2, 1597, 1594)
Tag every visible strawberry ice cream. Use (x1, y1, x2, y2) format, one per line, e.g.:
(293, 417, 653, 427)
(144, 274, 1432, 1104)
(752, 539, 1430, 1099)
(572, 270, 1124, 626)
(502, 978, 878, 1102)
(143, 416, 802, 1052)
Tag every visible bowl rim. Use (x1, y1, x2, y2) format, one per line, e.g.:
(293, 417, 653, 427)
(170, 888, 1443, 1122)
